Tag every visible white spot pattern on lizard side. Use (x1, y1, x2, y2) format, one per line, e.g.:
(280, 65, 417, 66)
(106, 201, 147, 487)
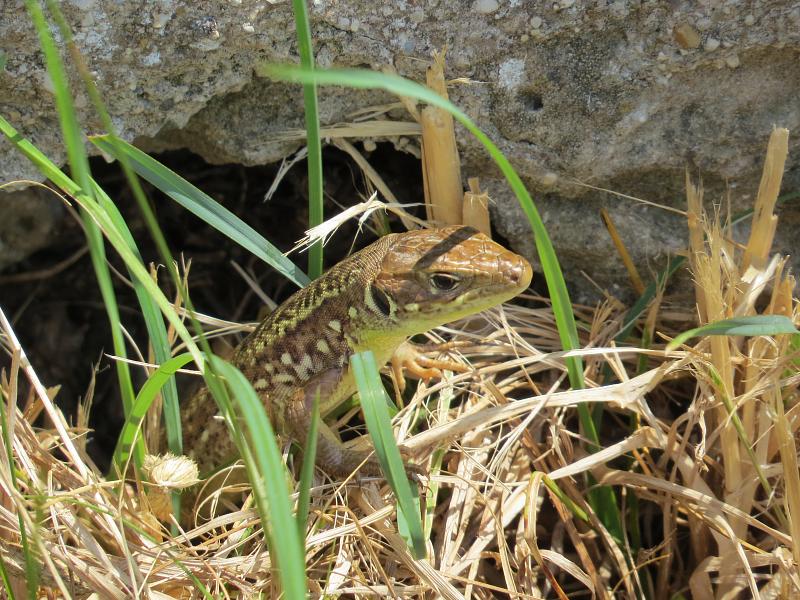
(293, 354, 314, 379)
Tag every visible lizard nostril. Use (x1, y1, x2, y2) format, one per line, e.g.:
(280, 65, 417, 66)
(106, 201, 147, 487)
(508, 256, 533, 289)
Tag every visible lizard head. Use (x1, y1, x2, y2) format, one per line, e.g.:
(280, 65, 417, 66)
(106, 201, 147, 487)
(368, 226, 532, 334)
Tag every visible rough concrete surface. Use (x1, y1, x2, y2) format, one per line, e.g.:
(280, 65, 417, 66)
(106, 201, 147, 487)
(0, 187, 63, 270)
(1, 0, 798, 299)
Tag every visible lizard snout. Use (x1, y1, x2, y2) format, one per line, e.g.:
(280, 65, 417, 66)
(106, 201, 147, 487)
(501, 252, 533, 290)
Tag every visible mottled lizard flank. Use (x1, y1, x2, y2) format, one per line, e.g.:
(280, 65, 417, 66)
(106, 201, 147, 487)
(182, 226, 532, 477)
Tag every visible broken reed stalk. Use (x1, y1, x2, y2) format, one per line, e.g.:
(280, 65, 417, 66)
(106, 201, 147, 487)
(742, 128, 788, 270)
(462, 177, 491, 236)
(420, 50, 463, 226)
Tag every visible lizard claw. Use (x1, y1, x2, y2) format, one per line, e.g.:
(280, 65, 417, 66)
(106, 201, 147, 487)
(390, 340, 469, 393)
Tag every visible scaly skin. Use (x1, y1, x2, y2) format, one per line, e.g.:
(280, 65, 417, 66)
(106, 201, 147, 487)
(182, 226, 532, 477)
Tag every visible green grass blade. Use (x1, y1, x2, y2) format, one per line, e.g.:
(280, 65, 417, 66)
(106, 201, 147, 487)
(0, 552, 15, 600)
(296, 392, 320, 539)
(667, 315, 799, 350)
(24, 0, 90, 193)
(90, 135, 310, 289)
(42, 0, 184, 462)
(290, 0, 324, 280)
(90, 182, 183, 459)
(0, 117, 80, 194)
(542, 475, 589, 522)
(25, 0, 138, 449)
(112, 353, 195, 471)
(616, 256, 685, 344)
(352, 351, 426, 559)
(206, 357, 307, 600)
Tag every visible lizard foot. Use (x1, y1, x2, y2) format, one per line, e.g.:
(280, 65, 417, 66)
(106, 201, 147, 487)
(390, 340, 469, 393)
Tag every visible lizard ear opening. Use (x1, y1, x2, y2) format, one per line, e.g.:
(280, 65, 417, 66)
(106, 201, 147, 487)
(369, 284, 393, 317)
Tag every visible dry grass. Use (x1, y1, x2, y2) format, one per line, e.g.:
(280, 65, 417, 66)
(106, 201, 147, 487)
(1, 129, 798, 598)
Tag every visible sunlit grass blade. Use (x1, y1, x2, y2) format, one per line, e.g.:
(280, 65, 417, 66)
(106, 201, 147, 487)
(667, 315, 799, 350)
(41, 0, 186, 465)
(352, 351, 426, 559)
(90, 135, 310, 289)
(24, 0, 138, 451)
(290, 0, 323, 280)
(112, 353, 195, 472)
(296, 392, 320, 539)
(206, 357, 307, 600)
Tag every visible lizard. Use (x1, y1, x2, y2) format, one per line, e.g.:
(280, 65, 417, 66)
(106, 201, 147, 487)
(181, 225, 532, 478)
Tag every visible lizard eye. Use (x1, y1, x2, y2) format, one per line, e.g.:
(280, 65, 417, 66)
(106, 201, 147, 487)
(429, 272, 461, 292)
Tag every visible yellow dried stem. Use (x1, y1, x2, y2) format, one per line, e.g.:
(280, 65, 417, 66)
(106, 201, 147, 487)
(769, 272, 796, 320)
(686, 171, 707, 320)
(688, 558, 715, 600)
(738, 331, 776, 522)
(774, 385, 800, 568)
(696, 236, 744, 536)
(420, 141, 433, 221)
(600, 207, 644, 295)
(427, 49, 448, 98)
(421, 50, 463, 225)
(462, 177, 491, 236)
(743, 128, 789, 270)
